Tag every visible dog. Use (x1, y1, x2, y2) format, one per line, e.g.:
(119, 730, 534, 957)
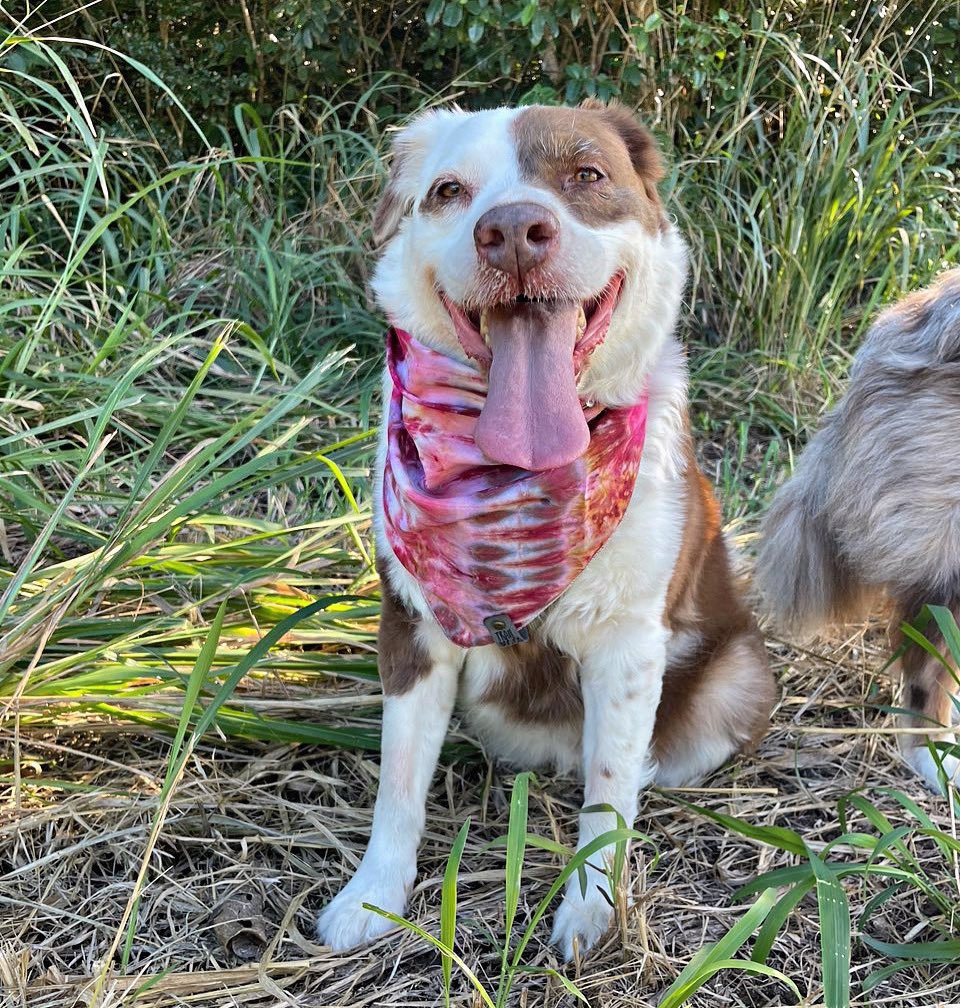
(756, 271, 960, 792)
(316, 101, 776, 959)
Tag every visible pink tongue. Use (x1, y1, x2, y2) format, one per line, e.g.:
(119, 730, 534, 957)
(475, 301, 589, 471)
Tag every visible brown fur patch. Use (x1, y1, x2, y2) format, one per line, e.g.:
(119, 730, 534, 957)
(652, 441, 775, 768)
(376, 557, 431, 695)
(512, 103, 666, 234)
(662, 439, 725, 626)
(480, 629, 583, 726)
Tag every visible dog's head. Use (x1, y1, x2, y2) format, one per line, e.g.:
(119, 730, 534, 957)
(372, 101, 687, 470)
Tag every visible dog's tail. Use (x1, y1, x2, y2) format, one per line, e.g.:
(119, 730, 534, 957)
(755, 429, 874, 637)
(758, 271, 960, 637)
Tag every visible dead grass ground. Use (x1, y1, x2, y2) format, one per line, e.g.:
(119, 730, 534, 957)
(3, 623, 959, 1008)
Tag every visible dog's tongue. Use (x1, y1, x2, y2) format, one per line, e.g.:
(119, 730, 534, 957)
(474, 301, 589, 471)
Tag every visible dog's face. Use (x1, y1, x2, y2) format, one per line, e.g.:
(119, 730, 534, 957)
(372, 102, 687, 470)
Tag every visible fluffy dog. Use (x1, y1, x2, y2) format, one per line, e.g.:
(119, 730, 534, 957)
(317, 101, 775, 958)
(756, 271, 960, 790)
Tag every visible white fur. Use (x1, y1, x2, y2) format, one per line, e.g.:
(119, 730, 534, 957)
(316, 624, 462, 948)
(318, 105, 694, 959)
(904, 745, 960, 793)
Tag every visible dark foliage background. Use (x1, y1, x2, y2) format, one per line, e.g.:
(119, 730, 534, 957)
(35, 1, 960, 151)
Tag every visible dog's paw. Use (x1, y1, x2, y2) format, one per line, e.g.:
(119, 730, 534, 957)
(316, 874, 409, 952)
(550, 884, 614, 962)
(905, 743, 960, 795)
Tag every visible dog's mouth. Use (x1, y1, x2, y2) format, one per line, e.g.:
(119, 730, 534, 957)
(441, 273, 625, 471)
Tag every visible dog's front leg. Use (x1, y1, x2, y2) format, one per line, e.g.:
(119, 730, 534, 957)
(317, 625, 461, 951)
(550, 621, 667, 960)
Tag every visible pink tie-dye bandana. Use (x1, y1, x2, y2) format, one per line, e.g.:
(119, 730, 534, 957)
(382, 326, 648, 648)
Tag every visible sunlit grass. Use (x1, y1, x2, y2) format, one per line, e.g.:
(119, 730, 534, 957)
(670, 3, 960, 435)
(0, 32, 400, 751)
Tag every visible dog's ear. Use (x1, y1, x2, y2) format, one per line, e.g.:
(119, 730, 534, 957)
(579, 99, 665, 206)
(372, 144, 412, 247)
(373, 107, 465, 246)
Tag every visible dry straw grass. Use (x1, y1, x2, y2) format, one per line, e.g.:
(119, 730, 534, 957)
(3, 613, 959, 1008)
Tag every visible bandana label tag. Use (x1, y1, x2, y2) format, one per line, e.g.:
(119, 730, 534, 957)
(483, 614, 529, 648)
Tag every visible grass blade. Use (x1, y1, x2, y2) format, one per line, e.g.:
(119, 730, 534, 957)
(503, 773, 531, 940)
(664, 794, 808, 856)
(751, 880, 815, 963)
(860, 935, 960, 961)
(514, 967, 588, 1004)
(808, 850, 851, 1008)
(362, 905, 495, 1008)
(658, 888, 796, 1008)
(861, 960, 924, 994)
(497, 771, 530, 1006)
(440, 818, 471, 1008)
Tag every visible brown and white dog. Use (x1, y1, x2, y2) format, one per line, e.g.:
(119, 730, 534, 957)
(317, 101, 775, 958)
(757, 271, 960, 792)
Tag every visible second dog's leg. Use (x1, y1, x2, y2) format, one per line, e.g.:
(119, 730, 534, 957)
(317, 625, 461, 950)
(550, 622, 667, 959)
(895, 599, 960, 792)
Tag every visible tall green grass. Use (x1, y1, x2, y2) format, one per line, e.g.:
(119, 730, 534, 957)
(0, 35, 419, 746)
(665, 4, 960, 431)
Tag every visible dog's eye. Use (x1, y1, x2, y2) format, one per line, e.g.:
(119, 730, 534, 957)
(574, 167, 603, 184)
(435, 180, 463, 199)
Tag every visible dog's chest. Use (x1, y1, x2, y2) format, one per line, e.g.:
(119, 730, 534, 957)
(457, 629, 586, 771)
(461, 631, 583, 723)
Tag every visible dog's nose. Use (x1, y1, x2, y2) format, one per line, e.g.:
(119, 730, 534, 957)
(474, 202, 559, 282)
